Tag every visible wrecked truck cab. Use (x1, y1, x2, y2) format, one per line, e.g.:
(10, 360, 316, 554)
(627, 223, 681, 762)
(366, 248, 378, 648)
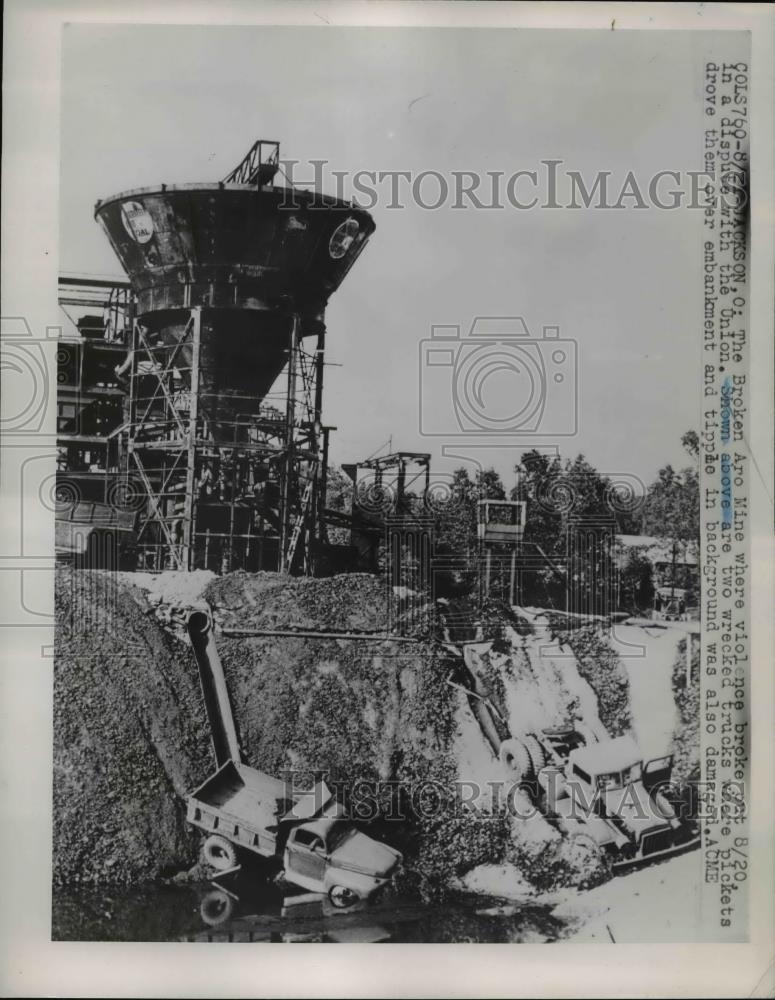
(565, 737, 675, 818)
(513, 730, 700, 870)
(284, 818, 402, 908)
(187, 759, 401, 905)
(566, 737, 671, 799)
(561, 737, 688, 861)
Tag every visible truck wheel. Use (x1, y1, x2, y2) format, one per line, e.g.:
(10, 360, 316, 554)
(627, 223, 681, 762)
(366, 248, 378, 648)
(567, 831, 599, 854)
(200, 888, 234, 927)
(523, 734, 547, 773)
(202, 834, 238, 872)
(328, 884, 360, 909)
(499, 739, 533, 783)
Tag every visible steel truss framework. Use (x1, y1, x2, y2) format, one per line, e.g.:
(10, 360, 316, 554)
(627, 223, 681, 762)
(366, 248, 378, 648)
(122, 307, 328, 573)
(56, 276, 135, 503)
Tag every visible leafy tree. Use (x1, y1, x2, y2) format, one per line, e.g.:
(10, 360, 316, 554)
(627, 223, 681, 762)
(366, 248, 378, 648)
(325, 465, 354, 545)
(512, 450, 563, 552)
(511, 451, 622, 609)
(618, 548, 655, 614)
(642, 432, 700, 548)
(639, 432, 700, 609)
(430, 466, 506, 597)
(681, 430, 699, 461)
(475, 468, 506, 501)
(432, 467, 477, 562)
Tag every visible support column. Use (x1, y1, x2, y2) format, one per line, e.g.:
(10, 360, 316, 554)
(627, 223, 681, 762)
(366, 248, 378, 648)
(308, 327, 327, 572)
(182, 307, 201, 570)
(279, 312, 299, 572)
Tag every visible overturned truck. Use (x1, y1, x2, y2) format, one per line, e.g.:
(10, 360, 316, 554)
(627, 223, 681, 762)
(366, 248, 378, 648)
(452, 639, 700, 873)
(500, 730, 700, 872)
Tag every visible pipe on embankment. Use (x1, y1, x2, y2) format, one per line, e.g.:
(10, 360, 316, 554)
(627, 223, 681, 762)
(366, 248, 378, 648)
(187, 610, 241, 767)
(440, 643, 506, 757)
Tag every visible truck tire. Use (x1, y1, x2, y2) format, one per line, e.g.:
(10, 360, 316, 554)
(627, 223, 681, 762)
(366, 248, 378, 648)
(523, 734, 547, 774)
(328, 884, 360, 909)
(200, 888, 234, 927)
(567, 831, 599, 854)
(499, 739, 533, 783)
(202, 834, 238, 871)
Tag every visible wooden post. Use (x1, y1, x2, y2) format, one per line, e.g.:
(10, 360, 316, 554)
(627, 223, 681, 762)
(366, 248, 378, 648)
(182, 308, 201, 571)
(279, 313, 299, 572)
(308, 326, 327, 572)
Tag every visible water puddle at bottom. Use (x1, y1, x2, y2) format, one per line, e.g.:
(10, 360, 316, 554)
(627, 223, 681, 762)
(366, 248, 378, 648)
(53, 874, 572, 943)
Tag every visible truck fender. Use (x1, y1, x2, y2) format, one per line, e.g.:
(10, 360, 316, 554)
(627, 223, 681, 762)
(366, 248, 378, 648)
(323, 869, 368, 907)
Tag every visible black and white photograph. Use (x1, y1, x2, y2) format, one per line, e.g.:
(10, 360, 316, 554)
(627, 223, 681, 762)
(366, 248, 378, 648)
(1, 1, 773, 996)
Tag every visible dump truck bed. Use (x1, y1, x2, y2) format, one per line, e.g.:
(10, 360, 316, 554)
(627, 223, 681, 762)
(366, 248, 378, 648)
(187, 760, 290, 857)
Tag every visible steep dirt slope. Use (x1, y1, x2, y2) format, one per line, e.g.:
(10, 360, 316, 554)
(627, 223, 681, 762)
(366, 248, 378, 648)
(54, 568, 212, 885)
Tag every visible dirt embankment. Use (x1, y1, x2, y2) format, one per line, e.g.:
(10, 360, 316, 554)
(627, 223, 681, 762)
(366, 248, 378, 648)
(54, 568, 212, 886)
(202, 571, 444, 788)
(669, 636, 701, 810)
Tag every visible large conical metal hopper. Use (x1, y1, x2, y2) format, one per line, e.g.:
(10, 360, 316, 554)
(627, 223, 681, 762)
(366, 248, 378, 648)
(95, 183, 375, 421)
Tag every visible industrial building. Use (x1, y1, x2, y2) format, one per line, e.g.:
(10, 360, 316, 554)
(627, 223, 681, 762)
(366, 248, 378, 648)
(56, 140, 431, 574)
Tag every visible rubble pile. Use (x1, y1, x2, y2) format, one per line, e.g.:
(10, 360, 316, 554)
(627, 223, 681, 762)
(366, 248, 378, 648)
(670, 637, 701, 798)
(54, 567, 212, 886)
(204, 570, 393, 633)
(121, 570, 215, 639)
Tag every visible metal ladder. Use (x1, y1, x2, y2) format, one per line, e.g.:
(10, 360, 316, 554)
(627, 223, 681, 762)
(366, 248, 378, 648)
(285, 477, 314, 571)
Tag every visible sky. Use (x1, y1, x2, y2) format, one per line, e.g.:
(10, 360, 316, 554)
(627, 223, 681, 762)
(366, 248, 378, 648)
(60, 25, 744, 492)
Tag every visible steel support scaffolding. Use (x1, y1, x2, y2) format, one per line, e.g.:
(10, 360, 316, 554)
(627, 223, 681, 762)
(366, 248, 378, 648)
(123, 307, 328, 573)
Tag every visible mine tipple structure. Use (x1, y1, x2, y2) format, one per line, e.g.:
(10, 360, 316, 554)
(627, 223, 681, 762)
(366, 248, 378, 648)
(337, 451, 433, 576)
(57, 140, 378, 574)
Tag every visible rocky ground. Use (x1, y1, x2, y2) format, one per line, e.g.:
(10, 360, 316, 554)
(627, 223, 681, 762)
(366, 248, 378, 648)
(54, 569, 212, 885)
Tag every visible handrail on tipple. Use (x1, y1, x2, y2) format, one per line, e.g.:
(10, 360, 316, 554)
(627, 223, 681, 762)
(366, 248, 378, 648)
(187, 610, 242, 768)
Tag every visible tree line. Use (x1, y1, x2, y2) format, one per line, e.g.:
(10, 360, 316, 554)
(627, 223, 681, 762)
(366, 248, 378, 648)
(326, 431, 700, 615)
